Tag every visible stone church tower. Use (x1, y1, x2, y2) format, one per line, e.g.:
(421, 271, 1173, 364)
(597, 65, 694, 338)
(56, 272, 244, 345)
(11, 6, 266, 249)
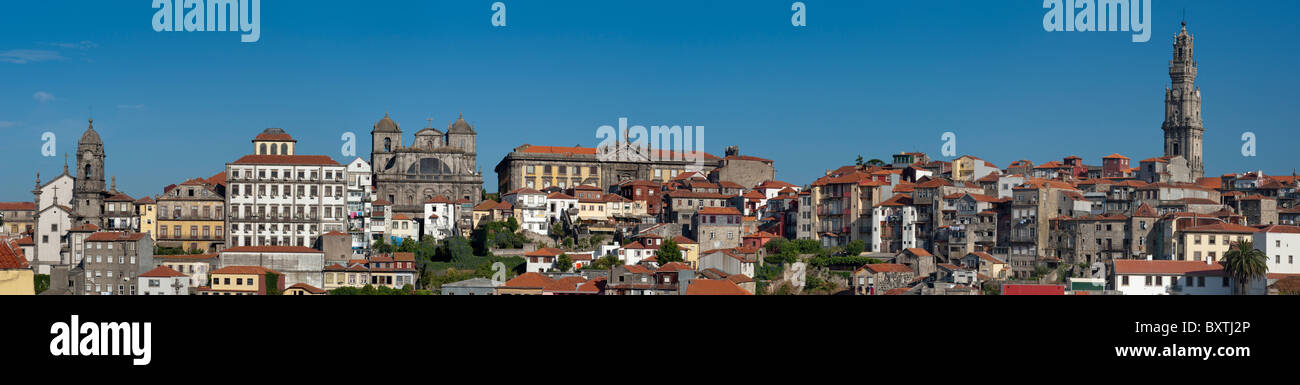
(73, 118, 107, 227)
(1162, 22, 1205, 180)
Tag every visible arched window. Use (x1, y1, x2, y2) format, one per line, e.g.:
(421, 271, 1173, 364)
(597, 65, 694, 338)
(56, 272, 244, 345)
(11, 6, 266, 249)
(384, 138, 392, 152)
(84, 164, 91, 178)
(270, 144, 278, 155)
(260, 143, 267, 155)
(280, 143, 288, 155)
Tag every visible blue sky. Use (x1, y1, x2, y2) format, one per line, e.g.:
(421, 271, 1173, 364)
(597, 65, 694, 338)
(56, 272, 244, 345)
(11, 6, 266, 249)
(2, 0, 1298, 200)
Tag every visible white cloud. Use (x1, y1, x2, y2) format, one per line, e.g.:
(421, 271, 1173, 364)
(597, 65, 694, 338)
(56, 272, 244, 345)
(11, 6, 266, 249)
(33, 91, 56, 103)
(0, 49, 62, 64)
(49, 41, 97, 50)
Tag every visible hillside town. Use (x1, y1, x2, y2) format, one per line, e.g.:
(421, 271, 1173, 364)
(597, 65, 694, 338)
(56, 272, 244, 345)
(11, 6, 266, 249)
(0, 23, 1294, 296)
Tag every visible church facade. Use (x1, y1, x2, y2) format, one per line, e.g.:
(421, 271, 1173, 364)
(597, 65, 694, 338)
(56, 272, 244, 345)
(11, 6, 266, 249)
(370, 112, 484, 219)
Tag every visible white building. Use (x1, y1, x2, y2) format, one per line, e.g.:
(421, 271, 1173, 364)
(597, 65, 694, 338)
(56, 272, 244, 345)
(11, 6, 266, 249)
(423, 196, 458, 240)
(138, 265, 191, 295)
(1111, 259, 1264, 295)
(618, 241, 657, 266)
(225, 128, 347, 248)
(33, 204, 73, 275)
(545, 192, 577, 226)
(871, 195, 919, 253)
(344, 157, 373, 250)
(502, 188, 548, 236)
(523, 247, 562, 273)
(698, 249, 756, 278)
(1253, 224, 1300, 281)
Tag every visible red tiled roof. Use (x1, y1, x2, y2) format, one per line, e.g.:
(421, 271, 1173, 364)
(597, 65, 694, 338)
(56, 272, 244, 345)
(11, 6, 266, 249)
(903, 248, 932, 257)
(514, 145, 598, 156)
(503, 272, 556, 289)
(0, 241, 30, 269)
(525, 247, 563, 257)
(685, 279, 752, 295)
(287, 283, 326, 294)
(86, 232, 147, 242)
(140, 265, 188, 278)
(858, 263, 913, 274)
(230, 154, 339, 166)
(1181, 222, 1259, 234)
(1258, 225, 1300, 234)
(0, 202, 36, 211)
(697, 207, 741, 216)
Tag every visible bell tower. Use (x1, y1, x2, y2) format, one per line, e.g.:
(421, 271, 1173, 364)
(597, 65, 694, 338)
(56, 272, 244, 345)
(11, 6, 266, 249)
(1162, 21, 1205, 180)
(73, 118, 107, 227)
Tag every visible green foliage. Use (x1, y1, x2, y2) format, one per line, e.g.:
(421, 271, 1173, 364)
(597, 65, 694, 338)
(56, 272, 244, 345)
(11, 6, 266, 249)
(555, 254, 574, 272)
(505, 217, 520, 232)
(755, 264, 784, 281)
(471, 220, 527, 254)
(34, 274, 50, 294)
(372, 238, 395, 254)
(328, 284, 417, 295)
(844, 240, 867, 256)
(153, 245, 190, 256)
(1223, 240, 1268, 295)
(264, 272, 281, 295)
(592, 254, 622, 270)
(656, 239, 684, 264)
(809, 256, 882, 268)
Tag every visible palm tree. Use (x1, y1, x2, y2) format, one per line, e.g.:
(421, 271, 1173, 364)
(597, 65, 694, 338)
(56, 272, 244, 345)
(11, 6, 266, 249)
(1222, 241, 1268, 295)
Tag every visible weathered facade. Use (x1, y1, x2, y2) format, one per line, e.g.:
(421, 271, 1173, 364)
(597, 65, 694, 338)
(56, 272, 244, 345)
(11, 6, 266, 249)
(371, 113, 484, 221)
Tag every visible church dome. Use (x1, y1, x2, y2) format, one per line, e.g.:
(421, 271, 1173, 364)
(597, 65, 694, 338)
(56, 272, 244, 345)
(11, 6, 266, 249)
(373, 112, 400, 133)
(447, 113, 474, 134)
(79, 119, 102, 145)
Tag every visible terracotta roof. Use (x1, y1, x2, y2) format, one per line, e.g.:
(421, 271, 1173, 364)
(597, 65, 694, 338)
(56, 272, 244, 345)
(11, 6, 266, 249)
(726, 273, 754, 284)
(221, 245, 322, 253)
(229, 154, 340, 166)
(514, 145, 598, 156)
(1112, 260, 1225, 275)
(858, 263, 913, 274)
(1181, 222, 1259, 234)
(134, 196, 156, 204)
(1258, 225, 1300, 234)
(253, 132, 295, 141)
(0, 202, 36, 210)
(503, 272, 556, 289)
(546, 192, 576, 200)
(424, 195, 454, 204)
(657, 262, 694, 272)
(697, 207, 741, 216)
(140, 265, 188, 278)
(86, 231, 147, 242)
(672, 235, 697, 244)
(287, 283, 326, 294)
(1102, 153, 1129, 160)
(1133, 203, 1158, 217)
(524, 247, 563, 257)
(0, 241, 30, 269)
(371, 199, 391, 206)
(392, 214, 412, 221)
(542, 276, 588, 292)
(685, 279, 752, 295)
(903, 248, 933, 257)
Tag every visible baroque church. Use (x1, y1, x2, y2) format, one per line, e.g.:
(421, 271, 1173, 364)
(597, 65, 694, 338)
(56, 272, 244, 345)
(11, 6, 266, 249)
(370, 112, 484, 218)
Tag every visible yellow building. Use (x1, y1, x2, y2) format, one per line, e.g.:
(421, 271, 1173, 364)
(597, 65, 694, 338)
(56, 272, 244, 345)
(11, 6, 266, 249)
(672, 235, 701, 267)
(135, 196, 157, 239)
(198, 265, 283, 295)
(1177, 222, 1257, 262)
(157, 178, 226, 253)
(0, 241, 35, 295)
(387, 214, 417, 244)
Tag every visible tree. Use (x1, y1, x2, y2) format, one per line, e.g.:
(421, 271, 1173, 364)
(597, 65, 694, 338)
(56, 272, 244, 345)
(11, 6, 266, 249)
(1222, 240, 1268, 295)
(656, 239, 684, 264)
(505, 217, 520, 232)
(372, 238, 395, 254)
(855, 155, 864, 167)
(34, 274, 50, 294)
(592, 254, 622, 270)
(844, 240, 867, 256)
(866, 158, 885, 166)
(550, 222, 565, 240)
(555, 254, 574, 272)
